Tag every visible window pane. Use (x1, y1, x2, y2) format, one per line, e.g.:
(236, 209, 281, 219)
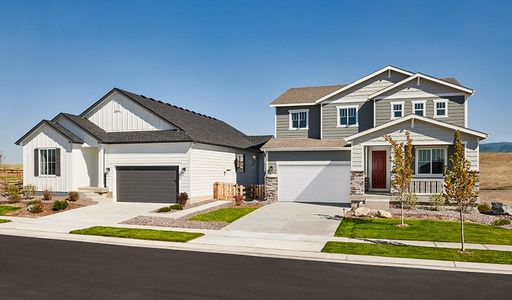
(291, 113, 298, 120)
(418, 162, 431, 174)
(437, 109, 446, 116)
(299, 119, 307, 128)
(292, 119, 299, 128)
(431, 149, 445, 174)
(340, 116, 347, 125)
(40, 149, 47, 175)
(348, 116, 357, 125)
(299, 112, 307, 128)
(394, 110, 402, 118)
(393, 104, 402, 118)
(418, 149, 431, 174)
(414, 103, 424, 116)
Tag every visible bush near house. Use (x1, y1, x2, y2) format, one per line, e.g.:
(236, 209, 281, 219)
(42, 190, 53, 201)
(5, 185, 21, 203)
(477, 202, 492, 213)
(429, 194, 446, 211)
(27, 199, 43, 213)
(23, 185, 37, 199)
(177, 192, 189, 207)
(67, 192, 80, 202)
(233, 194, 245, 206)
(52, 200, 69, 211)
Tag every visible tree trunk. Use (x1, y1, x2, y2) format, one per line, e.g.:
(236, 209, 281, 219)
(401, 197, 404, 225)
(460, 207, 465, 252)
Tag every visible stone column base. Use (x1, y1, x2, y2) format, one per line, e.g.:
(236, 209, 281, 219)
(265, 174, 278, 202)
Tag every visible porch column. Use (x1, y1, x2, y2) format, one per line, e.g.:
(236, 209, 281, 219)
(98, 146, 105, 188)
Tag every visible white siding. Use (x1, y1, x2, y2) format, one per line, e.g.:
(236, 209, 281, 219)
(72, 147, 98, 188)
(190, 143, 259, 198)
(21, 126, 73, 192)
(86, 92, 175, 132)
(55, 117, 99, 146)
(104, 143, 192, 201)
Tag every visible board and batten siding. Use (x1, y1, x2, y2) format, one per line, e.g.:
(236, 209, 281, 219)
(190, 143, 259, 198)
(275, 105, 320, 138)
(21, 125, 74, 192)
(267, 150, 351, 174)
(375, 96, 466, 127)
(321, 71, 409, 139)
(55, 117, 100, 146)
(104, 143, 192, 201)
(350, 119, 479, 171)
(85, 92, 175, 132)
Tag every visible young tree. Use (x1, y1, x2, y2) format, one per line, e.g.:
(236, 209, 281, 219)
(443, 130, 478, 252)
(384, 131, 414, 226)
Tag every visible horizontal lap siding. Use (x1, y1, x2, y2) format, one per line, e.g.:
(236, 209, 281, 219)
(86, 92, 174, 132)
(105, 143, 191, 199)
(322, 71, 408, 139)
(275, 106, 320, 138)
(190, 144, 258, 198)
(22, 126, 73, 192)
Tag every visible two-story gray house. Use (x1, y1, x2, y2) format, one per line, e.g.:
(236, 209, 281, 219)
(262, 66, 487, 206)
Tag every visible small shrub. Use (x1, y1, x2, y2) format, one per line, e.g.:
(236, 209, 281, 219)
(404, 193, 418, 209)
(23, 185, 37, 199)
(477, 202, 491, 213)
(52, 200, 69, 211)
(43, 190, 53, 201)
(27, 199, 43, 213)
(157, 204, 184, 213)
(170, 204, 183, 210)
(492, 219, 511, 226)
(5, 185, 19, 195)
(8, 190, 21, 203)
(177, 192, 189, 207)
(68, 191, 80, 202)
(430, 194, 446, 211)
(233, 194, 245, 206)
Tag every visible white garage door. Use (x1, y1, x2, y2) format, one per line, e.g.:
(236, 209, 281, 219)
(277, 162, 350, 203)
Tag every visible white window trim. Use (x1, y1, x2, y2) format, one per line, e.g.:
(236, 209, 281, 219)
(411, 100, 426, 117)
(288, 109, 309, 130)
(39, 148, 58, 177)
(433, 99, 449, 118)
(336, 105, 359, 128)
(390, 101, 405, 120)
(414, 146, 448, 177)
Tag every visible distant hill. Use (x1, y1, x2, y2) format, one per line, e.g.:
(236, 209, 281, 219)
(480, 142, 512, 152)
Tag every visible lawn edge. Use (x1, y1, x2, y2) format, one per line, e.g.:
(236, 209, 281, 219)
(69, 226, 205, 243)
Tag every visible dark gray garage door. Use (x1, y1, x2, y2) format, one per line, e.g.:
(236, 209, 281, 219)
(116, 166, 178, 203)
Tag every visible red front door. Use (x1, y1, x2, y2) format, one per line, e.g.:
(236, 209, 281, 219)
(372, 151, 387, 189)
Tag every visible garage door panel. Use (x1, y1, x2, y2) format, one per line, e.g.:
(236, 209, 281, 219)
(117, 166, 178, 203)
(278, 163, 350, 203)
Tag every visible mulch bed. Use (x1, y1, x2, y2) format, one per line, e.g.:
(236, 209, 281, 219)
(388, 206, 512, 229)
(122, 201, 267, 230)
(2, 198, 97, 218)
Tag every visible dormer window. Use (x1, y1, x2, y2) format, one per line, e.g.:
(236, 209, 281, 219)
(434, 100, 448, 118)
(412, 100, 426, 116)
(391, 102, 404, 119)
(289, 109, 308, 129)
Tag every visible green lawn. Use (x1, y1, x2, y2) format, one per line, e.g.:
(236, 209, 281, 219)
(336, 218, 512, 245)
(322, 241, 512, 265)
(189, 207, 258, 223)
(0, 219, 11, 223)
(70, 226, 204, 242)
(0, 206, 20, 215)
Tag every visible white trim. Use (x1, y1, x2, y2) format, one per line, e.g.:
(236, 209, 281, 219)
(263, 147, 351, 152)
(38, 148, 58, 177)
(464, 95, 468, 128)
(373, 99, 376, 127)
(274, 110, 277, 137)
(360, 140, 452, 146)
(433, 99, 449, 118)
(368, 73, 474, 99)
(288, 109, 309, 130)
(276, 161, 350, 166)
(368, 146, 390, 192)
(411, 100, 427, 116)
(336, 105, 359, 127)
(270, 103, 317, 107)
(320, 103, 323, 139)
(345, 114, 488, 141)
(375, 92, 466, 100)
(314, 66, 414, 104)
(414, 146, 448, 177)
(390, 101, 405, 120)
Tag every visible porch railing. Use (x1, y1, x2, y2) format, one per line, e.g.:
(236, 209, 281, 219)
(408, 178, 444, 195)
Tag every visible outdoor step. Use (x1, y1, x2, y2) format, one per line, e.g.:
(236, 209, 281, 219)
(363, 199, 390, 210)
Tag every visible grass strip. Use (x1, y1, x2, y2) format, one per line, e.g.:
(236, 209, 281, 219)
(189, 207, 258, 223)
(70, 226, 204, 242)
(0, 219, 11, 223)
(0, 206, 21, 216)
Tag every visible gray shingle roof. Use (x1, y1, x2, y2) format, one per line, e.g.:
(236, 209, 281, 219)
(15, 120, 83, 145)
(261, 138, 348, 150)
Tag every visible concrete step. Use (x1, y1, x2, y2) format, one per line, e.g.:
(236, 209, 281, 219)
(363, 199, 390, 210)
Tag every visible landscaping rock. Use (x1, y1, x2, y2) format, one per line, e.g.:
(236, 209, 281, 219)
(491, 202, 511, 215)
(354, 207, 372, 217)
(377, 210, 392, 218)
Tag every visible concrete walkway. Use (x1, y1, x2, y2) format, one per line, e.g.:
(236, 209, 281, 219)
(223, 202, 346, 236)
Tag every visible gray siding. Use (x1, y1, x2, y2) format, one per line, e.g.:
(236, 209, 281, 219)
(267, 150, 351, 173)
(321, 71, 409, 139)
(275, 106, 320, 139)
(375, 96, 466, 127)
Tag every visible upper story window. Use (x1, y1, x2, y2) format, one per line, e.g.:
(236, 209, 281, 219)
(412, 100, 426, 116)
(289, 109, 308, 130)
(416, 148, 446, 175)
(39, 148, 57, 176)
(337, 106, 358, 127)
(390, 102, 404, 119)
(434, 100, 448, 118)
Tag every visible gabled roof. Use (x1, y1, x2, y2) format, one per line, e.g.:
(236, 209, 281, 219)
(344, 114, 487, 142)
(261, 138, 348, 151)
(270, 85, 345, 106)
(368, 73, 473, 99)
(246, 135, 274, 148)
(15, 120, 83, 145)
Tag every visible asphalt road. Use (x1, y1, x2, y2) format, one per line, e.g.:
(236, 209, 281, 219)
(0, 235, 510, 300)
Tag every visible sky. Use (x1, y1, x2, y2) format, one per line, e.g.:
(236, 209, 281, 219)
(1, 0, 511, 163)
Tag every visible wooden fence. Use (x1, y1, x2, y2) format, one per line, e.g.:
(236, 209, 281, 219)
(0, 168, 23, 186)
(213, 182, 265, 201)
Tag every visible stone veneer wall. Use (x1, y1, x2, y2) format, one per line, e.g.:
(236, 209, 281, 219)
(350, 171, 365, 195)
(265, 174, 278, 202)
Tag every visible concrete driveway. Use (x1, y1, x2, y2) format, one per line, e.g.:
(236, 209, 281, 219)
(223, 202, 346, 236)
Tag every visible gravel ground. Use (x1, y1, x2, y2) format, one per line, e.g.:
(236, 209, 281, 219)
(122, 201, 267, 230)
(388, 206, 512, 229)
(1, 198, 97, 218)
